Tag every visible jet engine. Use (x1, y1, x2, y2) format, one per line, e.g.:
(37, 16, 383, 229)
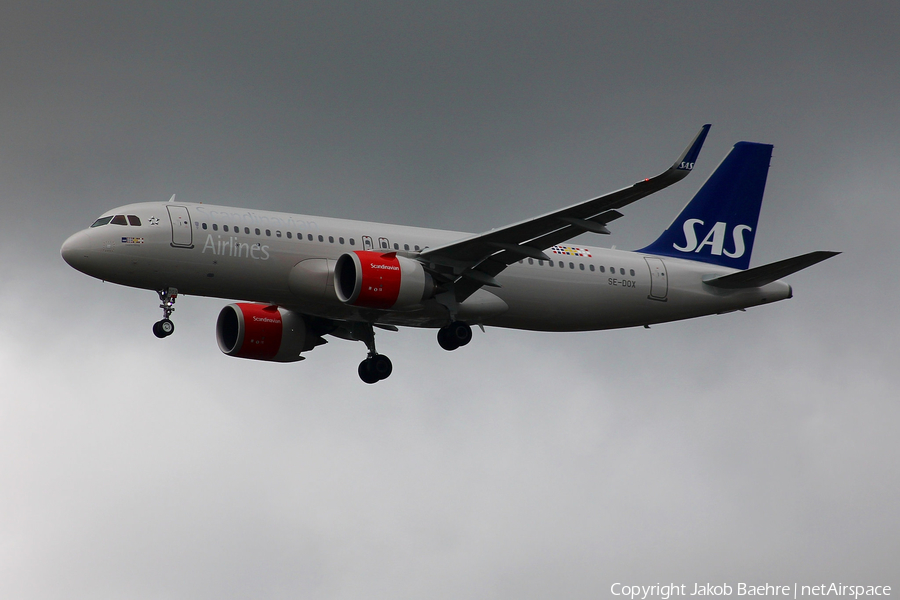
(216, 303, 318, 362)
(334, 251, 435, 309)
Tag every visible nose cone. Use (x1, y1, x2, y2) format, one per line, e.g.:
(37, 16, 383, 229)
(61, 230, 93, 273)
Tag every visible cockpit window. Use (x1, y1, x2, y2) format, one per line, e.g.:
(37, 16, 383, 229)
(127, 215, 141, 226)
(110, 215, 128, 225)
(90, 216, 113, 228)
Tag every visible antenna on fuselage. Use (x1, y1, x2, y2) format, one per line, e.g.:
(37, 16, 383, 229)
(168, 194, 176, 203)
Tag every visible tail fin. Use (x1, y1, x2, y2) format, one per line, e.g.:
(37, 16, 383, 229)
(637, 141, 773, 270)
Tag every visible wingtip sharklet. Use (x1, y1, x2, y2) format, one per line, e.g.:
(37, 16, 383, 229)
(673, 124, 712, 172)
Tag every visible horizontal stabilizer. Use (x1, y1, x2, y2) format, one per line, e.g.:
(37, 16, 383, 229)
(704, 251, 840, 289)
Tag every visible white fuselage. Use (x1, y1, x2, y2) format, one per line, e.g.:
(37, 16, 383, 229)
(61, 201, 792, 331)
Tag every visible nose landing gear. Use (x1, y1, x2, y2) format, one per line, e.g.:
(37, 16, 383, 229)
(153, 287, 178, 338)
(437, 321, 472, 351)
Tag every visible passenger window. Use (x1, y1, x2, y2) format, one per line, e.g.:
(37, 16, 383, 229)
(111, 215, 128, 226)
(404, 244, 410, 251)
(245, 227, 250, 234)
(620, 268, 625, 275)
(414, 245, 420, 251)
(559, 262, 564, 268)
(349, 238, 355, 246)
(266, 230, 271, 236)
(600, 266, 605, 273)
(91, 216, 113, 227)
(308, 234, 313, 241)
(528, 258, 534, 265)
(630, 269, 635, 276)
(394, 243, 399, 250)
(276, 231, 282, 238)
(569, 262, 574, 269)
(339, 237, 345, 244)
(318, 235, 324, 242)
(590, 264, 595, 271)
(549, 260, 554, 267)
(202, 223, 208, 230)
(538, 260, 544, 266)
(255, 228, 261, 235)
(223, 225, 229, 232)
(329, 236, 334, 243)
(286, 232, 292, 239)
(127, 215, 141, 226)
(579, 263, 584, 270)
(212, 224, 218, 231)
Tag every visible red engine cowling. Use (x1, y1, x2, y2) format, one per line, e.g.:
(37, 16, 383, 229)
(216, 303, 315, 362)
(334, 251, 434, 309)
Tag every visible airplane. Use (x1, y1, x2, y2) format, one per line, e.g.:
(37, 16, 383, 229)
(61, 125, 838, 383)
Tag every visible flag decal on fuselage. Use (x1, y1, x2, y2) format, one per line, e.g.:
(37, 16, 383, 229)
(551, 245, 592, 258)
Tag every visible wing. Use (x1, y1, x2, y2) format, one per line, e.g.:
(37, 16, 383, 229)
(419, 124, 712, 301)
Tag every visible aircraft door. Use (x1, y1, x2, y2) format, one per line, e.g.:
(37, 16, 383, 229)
(645, 257, 668, 301)
(167, 205, 193, 248)
(362, 236, 374, 250)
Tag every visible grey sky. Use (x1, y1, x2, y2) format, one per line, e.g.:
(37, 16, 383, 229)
(1, 2, 898, 598)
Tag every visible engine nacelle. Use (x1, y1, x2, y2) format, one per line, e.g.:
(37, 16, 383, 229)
(216, 303, 316, 362)
(334, 251, 434, 309)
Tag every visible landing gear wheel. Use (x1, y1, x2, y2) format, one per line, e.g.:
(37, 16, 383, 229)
(438, 321, 472, 351)
(449, 321, 472, 347)
(159, 318, 175, 336)
(153, 319, 175, 338)
(359, 359, 379, 384)
(358, 354, 392, 384)
(437, 327, 459, 351)
(371, 354, 393, 380)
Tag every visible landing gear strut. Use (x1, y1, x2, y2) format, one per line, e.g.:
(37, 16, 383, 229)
(357, 323, 392, 384)
(153, 287, 177, 338)
(437, 321, 472, 351)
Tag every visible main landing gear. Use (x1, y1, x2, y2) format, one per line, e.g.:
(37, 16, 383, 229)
(359, 353, 393, 384)
(357, 323, 392, 384)
(437, 321, 472, 351)
(152, 287, 178, 338)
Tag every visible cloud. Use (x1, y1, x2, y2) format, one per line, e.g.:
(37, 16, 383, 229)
(1, 2, 897, 598)
(3, 274, 897, 598)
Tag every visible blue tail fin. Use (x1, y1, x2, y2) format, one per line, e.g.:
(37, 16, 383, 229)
(637, 141, 773, 270)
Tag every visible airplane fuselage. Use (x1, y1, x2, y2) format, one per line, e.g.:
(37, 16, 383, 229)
(61, 201, 791, 332)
